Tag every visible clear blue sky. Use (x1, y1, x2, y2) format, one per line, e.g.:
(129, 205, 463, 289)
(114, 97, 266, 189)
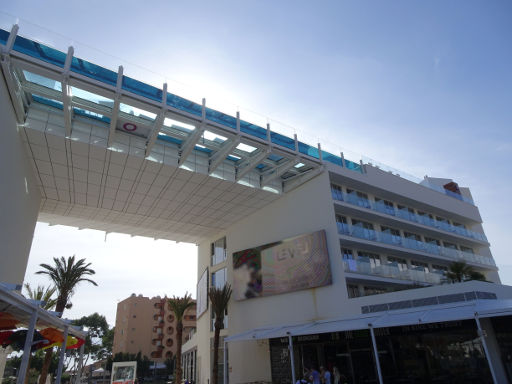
(2, 1, 511, 323)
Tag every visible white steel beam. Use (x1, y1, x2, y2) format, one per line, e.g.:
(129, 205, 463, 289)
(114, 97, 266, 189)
(108, 65, 123, 147)
(178, 98, 206, 166)
(145, 82, 167, 157)
(235, 148, 270, 181)
(1, 24, 25, 123)
(261, 158, 298, 186)
(208, 136, 241, 174)
(61, 46, 74, 137)
(282, 165, 324, 193)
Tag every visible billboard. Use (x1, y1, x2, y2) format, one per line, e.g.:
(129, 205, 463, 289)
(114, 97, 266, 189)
(196, 268, 209, 318)
(111, 362, 137, 384)
(233, 230, 331, 301)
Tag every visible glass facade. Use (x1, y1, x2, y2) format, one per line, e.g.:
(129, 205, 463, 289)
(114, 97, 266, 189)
(269, 320, 493, 384)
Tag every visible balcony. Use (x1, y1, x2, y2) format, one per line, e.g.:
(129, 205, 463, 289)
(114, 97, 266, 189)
(332, 188, 487, 242)
(343, 259, 442, 285)
(337, 223, 496, 267)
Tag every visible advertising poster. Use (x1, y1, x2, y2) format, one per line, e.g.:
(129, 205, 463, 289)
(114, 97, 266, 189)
(111, 361, 137, 384)
(233, 230, 331, 300)
(196, 268, 208, 318)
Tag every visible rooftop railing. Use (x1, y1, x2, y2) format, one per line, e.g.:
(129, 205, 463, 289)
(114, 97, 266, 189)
(343, 259, 443, 285)
(337, 222, 495, 267)
(332, 188, 487, 242)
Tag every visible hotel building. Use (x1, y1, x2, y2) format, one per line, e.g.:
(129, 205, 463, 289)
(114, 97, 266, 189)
(112, 294, 196, 362)
(0, 24, 511, 383)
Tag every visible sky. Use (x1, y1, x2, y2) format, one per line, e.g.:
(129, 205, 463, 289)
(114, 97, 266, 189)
(2, 1, 511, 325)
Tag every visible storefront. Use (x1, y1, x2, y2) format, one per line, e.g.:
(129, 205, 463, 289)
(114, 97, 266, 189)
(226, 300, 512, 384)
(270, 319, 495, 383)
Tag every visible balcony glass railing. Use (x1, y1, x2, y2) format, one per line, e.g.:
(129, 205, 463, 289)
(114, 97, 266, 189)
(337, 223, 496, 267)
(343, 260, 443, 285)
(332, 189, 487, 242)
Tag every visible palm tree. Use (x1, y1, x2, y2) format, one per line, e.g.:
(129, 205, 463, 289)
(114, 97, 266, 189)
(36, 255, 97, 384)
(168, 293, 195, 384)
(208, 284, 232, 384)
(24, 283, 57, 310)
(446, 261, 486, 283)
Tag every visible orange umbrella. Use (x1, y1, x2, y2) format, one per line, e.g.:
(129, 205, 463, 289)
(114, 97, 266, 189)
(42, 335, 78, 350)
(40, 328, 64, 344)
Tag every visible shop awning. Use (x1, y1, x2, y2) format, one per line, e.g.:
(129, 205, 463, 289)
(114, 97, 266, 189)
(225, 299, 512, 342)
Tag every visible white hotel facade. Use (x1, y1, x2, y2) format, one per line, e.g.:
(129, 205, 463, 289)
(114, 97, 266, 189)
(1, 24, 511, 384)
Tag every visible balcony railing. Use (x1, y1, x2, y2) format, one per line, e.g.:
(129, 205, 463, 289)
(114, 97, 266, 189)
(337, 223, 496, 267)
(332, 189, 487, 242)
(343, 259, 443, 285)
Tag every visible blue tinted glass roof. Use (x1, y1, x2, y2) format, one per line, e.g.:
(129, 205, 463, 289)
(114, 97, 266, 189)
(13, 35, 67, 68)
(32, 94, 63, 110)
(298, 142, 320, 159)
(73, 107, 111, 124)
(205, 107, 237, 130)
(270, 131, 295, 150)
(166, 93, 203, 118)
(122, 76, 162, 103)
(0, 29, 8, 45)
(71, 57, 118, 87)
(239, 120, 267, 140)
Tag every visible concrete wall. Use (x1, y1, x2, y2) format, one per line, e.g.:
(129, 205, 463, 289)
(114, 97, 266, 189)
(0, 73, 41, 285)
(195, 171, 345, 384)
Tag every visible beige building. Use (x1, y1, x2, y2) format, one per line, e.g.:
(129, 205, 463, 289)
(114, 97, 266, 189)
(113, 294, 196, 361)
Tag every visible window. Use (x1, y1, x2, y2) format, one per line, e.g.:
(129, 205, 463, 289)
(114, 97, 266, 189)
(424, 237, 440, 246)
(375, 197, 395, 215)
(417, 211, 435, 225)
(336, 215, 349, 234)
(388, 256, 408, 271)
(411, 260, 429, 273)
(211, 237, 227, 266)
(347, 284, 360, 298)
(404, 232, 421, 241)
(331, 184, 343, 201)
(351, 219, 375, 240)
(381, 226, 402, 244)
(351, 219, 374, 230)
(211, 268, 227, 289)
(396, 205, 416, 220)
(443, 242, 458, 250)
(460, 246, 474, 254)
(358, 251, 381, 268)
(341, 248, 354, 260)
(346, 189, 371, 208)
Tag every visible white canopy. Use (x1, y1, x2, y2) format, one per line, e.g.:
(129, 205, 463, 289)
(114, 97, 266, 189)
(225, 299, 512, 342)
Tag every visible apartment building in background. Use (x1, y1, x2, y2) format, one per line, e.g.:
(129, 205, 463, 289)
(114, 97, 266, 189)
(113, 294, 196, 361)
